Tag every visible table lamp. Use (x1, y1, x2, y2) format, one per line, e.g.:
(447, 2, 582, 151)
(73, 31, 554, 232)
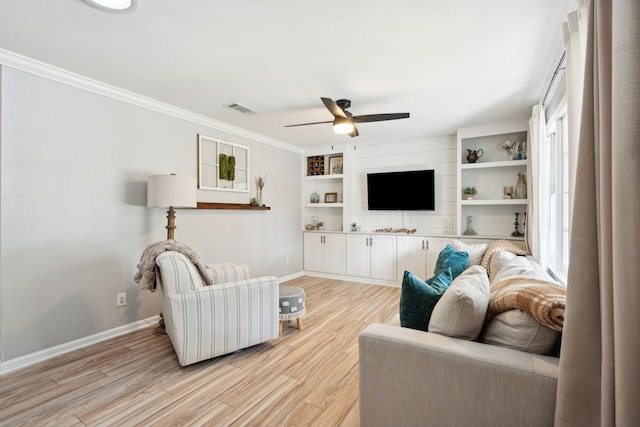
(147, 174, 197, 240)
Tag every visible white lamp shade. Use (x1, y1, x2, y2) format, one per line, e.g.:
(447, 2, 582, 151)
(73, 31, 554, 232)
(147, 175, 197, 208)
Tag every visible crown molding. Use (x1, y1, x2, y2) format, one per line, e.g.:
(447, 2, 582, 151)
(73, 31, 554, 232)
(0, 48, 304, 154)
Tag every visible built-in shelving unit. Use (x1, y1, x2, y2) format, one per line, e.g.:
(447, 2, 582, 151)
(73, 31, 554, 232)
(457, 122, 528, 239)
(302, 152, 345, 231)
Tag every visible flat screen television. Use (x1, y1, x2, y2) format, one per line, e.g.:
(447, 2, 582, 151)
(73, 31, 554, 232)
(367, 169, 435, 211)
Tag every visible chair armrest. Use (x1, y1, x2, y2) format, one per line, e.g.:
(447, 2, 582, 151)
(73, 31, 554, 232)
(206, 263, 251, 284)
(359, 323, 558, 427)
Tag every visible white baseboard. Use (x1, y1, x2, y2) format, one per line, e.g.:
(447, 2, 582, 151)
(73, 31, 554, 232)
(301, 271, 401, 288)
(278, 271, 305, 283)
(0, 315, 160, 376)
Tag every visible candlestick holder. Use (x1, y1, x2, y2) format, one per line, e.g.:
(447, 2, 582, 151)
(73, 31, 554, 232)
(511, 212, 524, 237)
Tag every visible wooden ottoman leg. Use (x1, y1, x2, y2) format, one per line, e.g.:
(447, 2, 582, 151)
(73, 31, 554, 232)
(297, 318, 304, 331)
(279, 321, 283, 336)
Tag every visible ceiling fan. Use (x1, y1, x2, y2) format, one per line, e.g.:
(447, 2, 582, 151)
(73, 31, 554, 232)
(285, 97, 410, 137)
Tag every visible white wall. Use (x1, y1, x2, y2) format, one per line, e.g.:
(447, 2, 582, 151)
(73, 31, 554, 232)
(0, 66, 302, 362)
(348, 137, 457, 235)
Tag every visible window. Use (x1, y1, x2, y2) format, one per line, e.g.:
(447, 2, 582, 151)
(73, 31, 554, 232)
(545, 107, 570, 282)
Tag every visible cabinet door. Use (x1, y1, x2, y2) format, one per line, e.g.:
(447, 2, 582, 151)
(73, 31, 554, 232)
(323, 233, 346, 275)
(346, 234, 371, 278)
(396, 235, 427, 279)
(426, 238, 453, 276)
(303, 233, 325, 272)
(370, 235, 397, 281)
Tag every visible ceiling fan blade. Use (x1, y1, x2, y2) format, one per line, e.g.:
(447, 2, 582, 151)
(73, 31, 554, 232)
(284, 120, 333, 127)
(353, 113, 410, 123)
(321, 97, 348, 119)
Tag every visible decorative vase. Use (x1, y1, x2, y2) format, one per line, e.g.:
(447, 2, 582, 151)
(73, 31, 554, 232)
(463, 216, 477, 236)
(514, 173, 527, 199)
(466, 149, 483, 164)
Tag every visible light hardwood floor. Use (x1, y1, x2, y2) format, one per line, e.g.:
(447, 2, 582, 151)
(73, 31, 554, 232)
(0, 276, 400, 426)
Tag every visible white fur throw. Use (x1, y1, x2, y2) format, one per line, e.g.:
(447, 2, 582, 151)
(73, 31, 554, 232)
(134, 240, 213, 291)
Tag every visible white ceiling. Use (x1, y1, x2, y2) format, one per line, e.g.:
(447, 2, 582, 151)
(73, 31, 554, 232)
(0, 0, 573, 150)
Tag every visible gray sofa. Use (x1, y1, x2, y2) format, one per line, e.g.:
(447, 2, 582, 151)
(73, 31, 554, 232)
(359, 324, 558, 427)
(359, 244, 563, 427)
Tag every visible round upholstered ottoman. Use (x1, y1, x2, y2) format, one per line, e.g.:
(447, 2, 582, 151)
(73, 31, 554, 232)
(279, 285, 306, 335)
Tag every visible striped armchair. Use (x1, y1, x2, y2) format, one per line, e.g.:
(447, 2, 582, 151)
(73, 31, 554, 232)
(155, 251, 280, 366)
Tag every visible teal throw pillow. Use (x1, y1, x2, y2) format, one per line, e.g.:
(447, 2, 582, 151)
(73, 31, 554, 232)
(433, 244, 469, 279)
(400, 269, 453, 331)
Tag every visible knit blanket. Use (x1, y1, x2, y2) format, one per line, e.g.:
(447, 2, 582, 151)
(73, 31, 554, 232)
(489, 276, 567, 331)
(134, 240, 213, 291)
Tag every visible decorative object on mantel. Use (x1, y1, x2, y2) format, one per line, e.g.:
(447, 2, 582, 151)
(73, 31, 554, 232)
(256, 174, 267, 206)
(503, 186, 514, 199)
(310, 191, 320, 203)
(351, 222, 358, 232)
(466, 149, 483, 164)
(514, 173, 527, 199)
(146, 174, 197, 335)
(198, 134, 249, 192)
(463, 215, 477, 236)
(374, 228, 417, 234)
(463, 186, 477, 200)
(511, 212, 524, 237)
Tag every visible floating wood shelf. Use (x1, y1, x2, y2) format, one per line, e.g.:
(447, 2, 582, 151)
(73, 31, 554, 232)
(195, 202, 271, 210)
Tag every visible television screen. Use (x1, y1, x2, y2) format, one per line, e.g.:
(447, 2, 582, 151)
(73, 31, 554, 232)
(367, 170, 435, 211)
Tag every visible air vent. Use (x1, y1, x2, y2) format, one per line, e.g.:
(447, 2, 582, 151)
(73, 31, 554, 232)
(223, 102, 257, 115)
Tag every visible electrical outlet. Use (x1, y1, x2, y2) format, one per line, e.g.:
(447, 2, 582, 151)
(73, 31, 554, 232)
(116, 292, 127, 307)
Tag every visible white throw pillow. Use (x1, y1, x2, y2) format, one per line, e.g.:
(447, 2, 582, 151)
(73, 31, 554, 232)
(452, 240, 488, 267)
(491, 255, 537, 285)
(489, 250, 518, 283)
(481, 309, 560, 354)
(428, 265, 490, 340)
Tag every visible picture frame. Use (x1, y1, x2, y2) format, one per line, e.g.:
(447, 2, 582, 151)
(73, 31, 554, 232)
(328, 155, 343, 175)
(324, 192, 338, 203)
(197, 134, 249, 192)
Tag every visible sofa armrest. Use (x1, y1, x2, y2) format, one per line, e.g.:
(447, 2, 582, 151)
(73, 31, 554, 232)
(359, 323, 559, 427)
(206, 263, 251, 284)
(162, 276, 279, 366)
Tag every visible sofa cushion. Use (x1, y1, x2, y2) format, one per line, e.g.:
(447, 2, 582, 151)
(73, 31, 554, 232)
(452, 240, 488, 267)
(489, 250, 518, 283)
(400, 269, 453, 331)
(428, 265, 490, 340)
(433, 244, 469, 279)
(481, 309, 560, 355)
(491, 255, 536, 285)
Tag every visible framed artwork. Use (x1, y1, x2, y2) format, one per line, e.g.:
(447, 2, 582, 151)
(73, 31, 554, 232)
(328, 155, 343, 175)
(197, 134, 249, 192)
(324, 192, 338, 203)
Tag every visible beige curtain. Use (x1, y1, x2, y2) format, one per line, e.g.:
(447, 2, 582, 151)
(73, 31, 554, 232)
(555, 0, 640, 426)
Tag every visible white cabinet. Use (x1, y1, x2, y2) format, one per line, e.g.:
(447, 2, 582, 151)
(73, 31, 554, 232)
(303, 232, 345, 274)
(396, 236, 451, 279)
(346, 234, 396, 281)
(457, 123, 528, 239)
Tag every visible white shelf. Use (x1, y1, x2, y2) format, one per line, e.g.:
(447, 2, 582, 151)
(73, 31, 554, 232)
(461, 199, 528, 205)
(461, 234, 525, 240)
(304, 174, 344, 180)
(304, 203, 344, 208)
(461, 160, 527, 169)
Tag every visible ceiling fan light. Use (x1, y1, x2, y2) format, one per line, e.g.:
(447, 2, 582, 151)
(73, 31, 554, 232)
(84, 0, 138, 12)
(333, 118, 354, 134)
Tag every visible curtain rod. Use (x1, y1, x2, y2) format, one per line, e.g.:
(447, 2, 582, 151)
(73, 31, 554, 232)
(542, 51, 567, 106)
